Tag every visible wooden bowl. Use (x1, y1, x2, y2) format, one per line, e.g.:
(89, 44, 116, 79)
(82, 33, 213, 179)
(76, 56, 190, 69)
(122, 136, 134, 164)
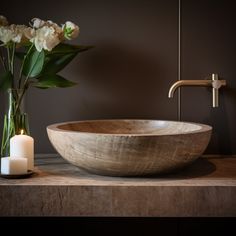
(47, 120, 212, 176)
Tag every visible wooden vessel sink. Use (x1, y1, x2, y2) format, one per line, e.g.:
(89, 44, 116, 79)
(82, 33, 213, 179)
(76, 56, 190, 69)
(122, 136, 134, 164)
(47, 120, 212, 176)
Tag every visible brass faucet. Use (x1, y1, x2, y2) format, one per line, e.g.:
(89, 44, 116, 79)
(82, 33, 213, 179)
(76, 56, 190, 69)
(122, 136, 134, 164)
(168, 74, 226, 107)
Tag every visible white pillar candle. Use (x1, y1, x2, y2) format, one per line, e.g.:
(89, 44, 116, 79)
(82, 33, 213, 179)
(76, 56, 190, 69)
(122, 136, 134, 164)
(1, 157, 28, 175)
(10, 132, 34, 170)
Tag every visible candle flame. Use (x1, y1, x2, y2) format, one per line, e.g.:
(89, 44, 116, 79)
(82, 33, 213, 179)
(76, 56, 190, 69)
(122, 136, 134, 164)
(20, 129, 24, 135)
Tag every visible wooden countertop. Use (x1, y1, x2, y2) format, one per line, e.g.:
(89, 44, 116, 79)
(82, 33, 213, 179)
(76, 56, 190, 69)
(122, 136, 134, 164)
(0, 155, 236, 216)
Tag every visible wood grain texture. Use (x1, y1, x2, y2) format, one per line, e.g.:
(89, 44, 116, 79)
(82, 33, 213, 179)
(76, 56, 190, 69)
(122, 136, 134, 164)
(0, 155, 236, 216)
(47, 120, 212, 176)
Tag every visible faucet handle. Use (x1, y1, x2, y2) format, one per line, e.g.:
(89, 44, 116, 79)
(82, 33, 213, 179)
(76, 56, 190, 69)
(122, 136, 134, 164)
(212, 80, 223, 89)
(211, 74, 226, 87)
(211, 73, 226, 107)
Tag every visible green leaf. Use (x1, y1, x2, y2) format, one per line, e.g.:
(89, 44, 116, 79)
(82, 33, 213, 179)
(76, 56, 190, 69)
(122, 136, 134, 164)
(0, 71, 13, 91)
(42, 52, 77, 74)
(47, 43, 94, 55)
(36, 43, 93, 75)
(34, 74, 77, 89)
(23, 48, 45, 78)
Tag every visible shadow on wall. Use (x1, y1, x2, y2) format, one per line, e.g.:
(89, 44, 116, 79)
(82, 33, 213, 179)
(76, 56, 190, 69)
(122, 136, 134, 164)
(74, 42, 172, 119)
(203, 86, 236, 154)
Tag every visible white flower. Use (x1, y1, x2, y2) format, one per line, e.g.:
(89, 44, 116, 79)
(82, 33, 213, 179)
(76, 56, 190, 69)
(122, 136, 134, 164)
(46, 20, 63, 38)
(0, 26, 14, 44)
(15, 25, 35, 45)
(0, 15, 8, 26)
(0, 17, 80, 49)
(31, 18, 62, 33)
(62, 21, 79, 40)
(9, 25, 27, 43)
(0, 24, 34, 45)
(23, 27, 35, 40)
(31, 26, 60, 51)
(31, 18, 46, 28)
(31, 18, 63, 40)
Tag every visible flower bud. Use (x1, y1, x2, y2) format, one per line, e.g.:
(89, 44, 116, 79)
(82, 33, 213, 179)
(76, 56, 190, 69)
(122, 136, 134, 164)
(62, 21, 79, 40)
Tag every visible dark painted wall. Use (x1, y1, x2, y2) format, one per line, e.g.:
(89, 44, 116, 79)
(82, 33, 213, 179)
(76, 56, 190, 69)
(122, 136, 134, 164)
(1, 0, 235, 154)
(181, 0, 236, 154)
(1, 0, 178, 153)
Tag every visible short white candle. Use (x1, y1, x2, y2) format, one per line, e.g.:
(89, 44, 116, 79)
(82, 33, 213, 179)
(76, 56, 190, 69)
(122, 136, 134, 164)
(10, 130, 34, 170)
(1, 157, 28, 175)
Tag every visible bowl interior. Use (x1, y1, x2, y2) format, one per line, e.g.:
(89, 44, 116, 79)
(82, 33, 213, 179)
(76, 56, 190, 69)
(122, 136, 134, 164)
(56, 120, 209, 135)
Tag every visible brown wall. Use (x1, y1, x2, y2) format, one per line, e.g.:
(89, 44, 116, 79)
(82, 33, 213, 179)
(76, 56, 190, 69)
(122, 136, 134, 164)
(181, 0, 236, 154)
(1, 0, 235, 154)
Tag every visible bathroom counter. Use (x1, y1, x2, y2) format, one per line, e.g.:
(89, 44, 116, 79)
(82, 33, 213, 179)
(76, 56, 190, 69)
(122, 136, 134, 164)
(0, 155, 236, 216)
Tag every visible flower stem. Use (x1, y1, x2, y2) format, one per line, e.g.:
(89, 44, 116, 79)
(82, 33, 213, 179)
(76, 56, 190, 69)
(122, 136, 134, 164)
(14, 89, 26, 115)
(18, 44, 34, 89)
(7, 46, 11, 71)
(0, 47, 7, 71)
(11, 43, 16, 88)
(11, 43, 15, 76)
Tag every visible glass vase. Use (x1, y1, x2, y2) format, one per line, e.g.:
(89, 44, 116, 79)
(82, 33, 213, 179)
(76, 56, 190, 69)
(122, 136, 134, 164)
(1, 89, 30, 157)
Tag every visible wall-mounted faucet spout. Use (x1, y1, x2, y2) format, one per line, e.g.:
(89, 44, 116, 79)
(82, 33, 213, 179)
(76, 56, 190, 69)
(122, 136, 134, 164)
(168, 74, 226, 107)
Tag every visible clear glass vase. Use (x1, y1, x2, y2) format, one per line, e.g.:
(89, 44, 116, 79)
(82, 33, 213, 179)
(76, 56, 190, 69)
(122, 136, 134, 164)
(1, 89, 30, 157)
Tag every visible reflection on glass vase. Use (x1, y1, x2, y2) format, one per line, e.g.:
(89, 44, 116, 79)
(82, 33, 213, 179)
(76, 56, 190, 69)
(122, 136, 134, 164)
(1, 89, 30, 157)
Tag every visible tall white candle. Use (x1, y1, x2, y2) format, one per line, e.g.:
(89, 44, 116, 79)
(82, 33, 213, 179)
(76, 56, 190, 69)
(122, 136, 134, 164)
(10, 131, 34, 170)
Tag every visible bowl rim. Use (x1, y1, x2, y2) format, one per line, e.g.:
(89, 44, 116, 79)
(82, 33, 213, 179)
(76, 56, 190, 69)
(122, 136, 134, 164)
(47, 119, 212, 137)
